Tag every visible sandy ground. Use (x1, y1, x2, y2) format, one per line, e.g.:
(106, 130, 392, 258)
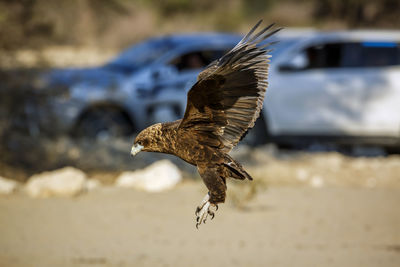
(1, 181, 399, 267)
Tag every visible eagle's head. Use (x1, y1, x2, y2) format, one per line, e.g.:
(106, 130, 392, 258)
(131, 123, 163, 156)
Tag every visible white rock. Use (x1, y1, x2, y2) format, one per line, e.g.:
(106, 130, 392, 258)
(85, 179, 101, 192)
(116, 160, 182, 192)
(296, 168, 309, 182)
(0, 176, 20, 195)
(310, 175, 324, 188)
(24, 167, 87, 198)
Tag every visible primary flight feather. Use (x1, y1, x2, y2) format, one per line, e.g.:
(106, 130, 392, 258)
(131, 20, 281, 228)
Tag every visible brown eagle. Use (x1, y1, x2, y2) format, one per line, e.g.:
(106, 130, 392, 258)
(131, 20, 281, 228)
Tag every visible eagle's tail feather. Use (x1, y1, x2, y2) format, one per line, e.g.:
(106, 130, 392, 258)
(223, 155, 253, 180)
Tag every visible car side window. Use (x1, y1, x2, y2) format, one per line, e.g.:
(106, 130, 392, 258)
(169, 49, 227, 71)
(279, 43, 343, 71)
(282, 41, 400, 71)
(342, 42, 400, 67)
(303, 43, 342, 69)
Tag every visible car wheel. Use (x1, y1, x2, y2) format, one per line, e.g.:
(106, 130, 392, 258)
(241, 114, 269, 147)
(75, 107, 135, 140)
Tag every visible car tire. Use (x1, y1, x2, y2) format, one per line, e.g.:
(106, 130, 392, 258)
(74, 107, 135, 140)
(241, 114, 269, 147)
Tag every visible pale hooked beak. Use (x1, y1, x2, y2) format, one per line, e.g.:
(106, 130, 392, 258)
(131, 144, 144, 156)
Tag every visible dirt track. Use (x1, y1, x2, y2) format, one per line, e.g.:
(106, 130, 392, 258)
(1, 181, 399, 267)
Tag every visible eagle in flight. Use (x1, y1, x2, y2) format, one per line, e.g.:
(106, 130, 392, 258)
(131, 20, 281, 228)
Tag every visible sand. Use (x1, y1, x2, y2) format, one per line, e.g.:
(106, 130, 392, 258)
(0, 181, 399, 267)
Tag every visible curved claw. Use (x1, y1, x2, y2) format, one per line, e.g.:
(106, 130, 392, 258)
(195, 194, 220, 228)
(209, 211, 215, 220)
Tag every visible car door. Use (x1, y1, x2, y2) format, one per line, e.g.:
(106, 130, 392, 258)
(268, 40, 350, 134)
(267, 38, 400, 137)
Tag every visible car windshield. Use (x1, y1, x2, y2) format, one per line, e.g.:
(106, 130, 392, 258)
(106, 37, 174, 71)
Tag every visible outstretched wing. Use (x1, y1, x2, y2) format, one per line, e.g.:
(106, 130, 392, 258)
(179, 20, 281, 152)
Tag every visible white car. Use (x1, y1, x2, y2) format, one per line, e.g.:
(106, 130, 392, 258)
(254, 29, 400, 148)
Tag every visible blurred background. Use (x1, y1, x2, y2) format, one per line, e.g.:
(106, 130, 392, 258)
(0, 1, 400, 266)
(0, 0, 399, 177)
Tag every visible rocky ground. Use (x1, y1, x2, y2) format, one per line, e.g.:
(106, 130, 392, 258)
(0, 142, 400, 267)
(2, 136, 400, 187)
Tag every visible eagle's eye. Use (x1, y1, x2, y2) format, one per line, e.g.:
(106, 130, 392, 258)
(137, 139, 149, 147)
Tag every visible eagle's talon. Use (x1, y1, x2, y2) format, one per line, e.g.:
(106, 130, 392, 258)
(195, 194, 220, 228)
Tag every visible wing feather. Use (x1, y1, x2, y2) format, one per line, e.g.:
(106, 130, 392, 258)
(179, 21, 282, 152)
